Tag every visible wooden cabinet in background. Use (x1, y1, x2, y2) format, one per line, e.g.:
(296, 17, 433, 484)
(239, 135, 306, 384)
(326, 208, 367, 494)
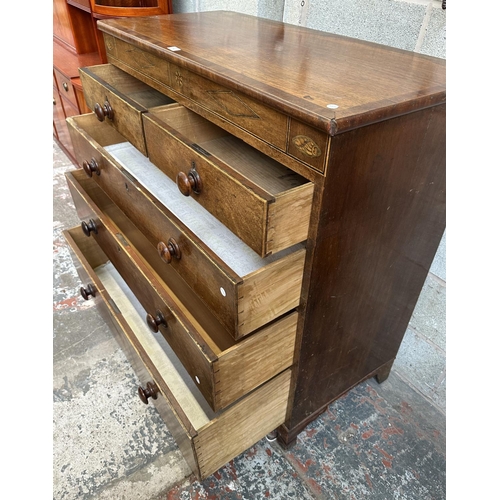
(53, 0, 173, 164)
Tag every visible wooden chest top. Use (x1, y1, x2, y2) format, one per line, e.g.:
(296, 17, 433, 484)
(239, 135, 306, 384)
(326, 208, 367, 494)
(97, 10, 446, 135)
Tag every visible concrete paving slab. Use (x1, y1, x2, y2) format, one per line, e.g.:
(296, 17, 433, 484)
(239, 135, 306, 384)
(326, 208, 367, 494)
(430, 231, 446, 281)
(409, 274, 446, 351)
(393, 326, 446, 407)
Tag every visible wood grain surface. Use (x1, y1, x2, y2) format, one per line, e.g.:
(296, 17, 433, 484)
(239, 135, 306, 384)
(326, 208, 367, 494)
(97, 11, 446, 135)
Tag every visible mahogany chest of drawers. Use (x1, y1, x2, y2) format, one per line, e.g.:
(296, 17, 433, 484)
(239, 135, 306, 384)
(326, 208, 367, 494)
(62, 11, 446, 480)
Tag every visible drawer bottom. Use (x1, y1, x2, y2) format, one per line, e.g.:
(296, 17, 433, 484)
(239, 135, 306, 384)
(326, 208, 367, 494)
(64, 227, 291, 479)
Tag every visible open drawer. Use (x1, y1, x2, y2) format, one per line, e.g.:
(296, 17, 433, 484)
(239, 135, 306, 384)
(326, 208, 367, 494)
(79, 64, 174, 156)
(66, 114, 306, 339)
(63, 226, 291, 480)
(142, 104, 314, 257)
(65, 169, 297, 411)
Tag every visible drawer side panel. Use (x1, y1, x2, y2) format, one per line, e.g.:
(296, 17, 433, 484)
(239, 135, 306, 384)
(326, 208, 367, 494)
(216, 312, 297, 409)
(194, 370, 292, 480)
(237, 248, 306, 338)
(266, 183, 314, 255)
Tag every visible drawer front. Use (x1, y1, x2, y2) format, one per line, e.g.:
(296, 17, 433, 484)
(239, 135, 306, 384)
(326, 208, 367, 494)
(64, 226, 292, 480)
(54, 68, 78, 108)
(79, 64, 174, 156)
(66, 114, 307, 339)
(105, 35, 287, 151)
(143, 105, 314, 257)
(65, 169, 298, 410)
(104, 34, 329, 176)
(168, 61, 288, 151)
(64, 228, 159, 391)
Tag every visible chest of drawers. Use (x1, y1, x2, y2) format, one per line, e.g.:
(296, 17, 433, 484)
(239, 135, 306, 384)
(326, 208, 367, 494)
(61, 11, 446, 480)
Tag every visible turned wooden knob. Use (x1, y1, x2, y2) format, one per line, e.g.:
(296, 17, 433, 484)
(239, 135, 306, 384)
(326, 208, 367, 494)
(146, 311, 167, 333)
(82, 158, 100, 177)
(157, 238, 181, 264)
(176, 168, 202, 196)
(138, 382, 159, 404)
(81, 218, 98, 237)
(80, 283, 96, 300)
(94, 100, 114, 122)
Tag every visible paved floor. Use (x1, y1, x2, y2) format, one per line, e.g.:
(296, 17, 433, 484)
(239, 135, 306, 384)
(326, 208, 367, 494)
(53, 140, 446, 500)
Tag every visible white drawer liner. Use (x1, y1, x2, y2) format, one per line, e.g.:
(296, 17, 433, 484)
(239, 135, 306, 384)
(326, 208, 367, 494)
(96, 261, 215, 429)
(105, 142, 299, 277)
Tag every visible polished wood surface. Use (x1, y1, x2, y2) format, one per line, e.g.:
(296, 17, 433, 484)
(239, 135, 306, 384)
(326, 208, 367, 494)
(95, 12, 446, 445)
(104, 32, 320, 180)
(54, 0, 97, 54)
(98, 11, 446, 134)
(53, 0, 172, 161)
(283, 103, 446, 442)
(53, 89, 75, 159)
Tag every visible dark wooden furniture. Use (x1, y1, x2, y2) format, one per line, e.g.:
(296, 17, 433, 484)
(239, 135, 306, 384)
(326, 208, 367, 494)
(61, 11, 446, 479)
(53, 0, 172, 163)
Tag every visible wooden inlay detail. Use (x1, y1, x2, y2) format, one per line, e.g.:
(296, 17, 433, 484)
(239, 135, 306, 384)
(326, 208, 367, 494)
(291, 135, 322, 158)
(175, 70, 184, 87)
(124, 47, 157, 69)
(206, 90, 260, 119)
(105, 36, 115, 54)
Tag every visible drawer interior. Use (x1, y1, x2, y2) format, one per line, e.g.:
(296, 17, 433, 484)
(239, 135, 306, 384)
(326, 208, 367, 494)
(84, 64, 174, 109)
(103, 141, 302, 277)
(95, 255, 216, 428)
(66, 226, 214, 426)
(149, 104, 309, 196)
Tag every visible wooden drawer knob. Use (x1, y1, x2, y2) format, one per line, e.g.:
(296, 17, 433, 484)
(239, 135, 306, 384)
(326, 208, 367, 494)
(63, 82, 69, 92)
(157, 238, 181, 264)
(146, 311, 167, 333)
(82, 158, 100, 177)
(176, 168, 202, 196)
(81, 219, 98, 237)
(138, 382, 159, 404)
(94, 100, 114, 122)
(80, 283, 96, 300)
